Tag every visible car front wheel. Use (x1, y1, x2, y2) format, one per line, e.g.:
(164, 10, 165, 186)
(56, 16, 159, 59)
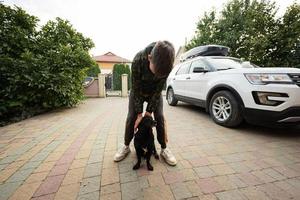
(167, 88, 178, 106)
(209, 91, 243, 127)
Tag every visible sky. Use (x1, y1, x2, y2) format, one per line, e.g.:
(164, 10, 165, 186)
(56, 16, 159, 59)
(3, 0, 298, 60)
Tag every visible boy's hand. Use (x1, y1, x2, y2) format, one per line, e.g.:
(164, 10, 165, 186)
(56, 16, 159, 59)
(134, 113, 143, 133)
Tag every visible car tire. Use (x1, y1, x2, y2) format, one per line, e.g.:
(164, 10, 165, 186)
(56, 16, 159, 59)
(209, 91, 243, 127)
(167, 88, 178, 106)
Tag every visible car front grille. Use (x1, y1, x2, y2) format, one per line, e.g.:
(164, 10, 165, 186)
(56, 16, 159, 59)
(288, 74, 300, 87)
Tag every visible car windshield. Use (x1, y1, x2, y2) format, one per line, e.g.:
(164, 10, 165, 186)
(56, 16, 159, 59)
(207, 58, 256, 70)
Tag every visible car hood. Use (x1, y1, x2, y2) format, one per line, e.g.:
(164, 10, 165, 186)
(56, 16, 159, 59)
(217, 67, 300, 74)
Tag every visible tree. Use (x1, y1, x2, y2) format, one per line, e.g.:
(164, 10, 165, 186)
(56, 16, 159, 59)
(270, 3, 300, 68)
(0, 4, 95, 125)
(112, 64, 131, 90)
(186, 0, 300, 68)
(86, 63, 101, 77)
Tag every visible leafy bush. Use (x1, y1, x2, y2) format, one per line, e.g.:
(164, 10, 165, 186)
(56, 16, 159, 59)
(86, 63, 101, 77)
(0, 4, 95, 125)
(112, 64, 131, 90)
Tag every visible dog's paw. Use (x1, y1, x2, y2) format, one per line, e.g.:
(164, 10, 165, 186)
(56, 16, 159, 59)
(154, 154, 159, 160)
(147, 163, 154, 171)
(133, 163, 140, 170)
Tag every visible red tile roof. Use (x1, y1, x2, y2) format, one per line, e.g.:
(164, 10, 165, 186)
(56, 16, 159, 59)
(93, 52, 131, 63)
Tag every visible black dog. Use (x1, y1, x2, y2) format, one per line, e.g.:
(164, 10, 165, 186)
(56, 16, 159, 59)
(133, 116, 159, 171)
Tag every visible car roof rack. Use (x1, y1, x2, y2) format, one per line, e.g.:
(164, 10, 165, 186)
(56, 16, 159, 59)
(180, 45, 230, 62)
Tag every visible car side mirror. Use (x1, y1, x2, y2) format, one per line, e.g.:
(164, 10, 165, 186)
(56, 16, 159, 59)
(193, 67, 209, 73)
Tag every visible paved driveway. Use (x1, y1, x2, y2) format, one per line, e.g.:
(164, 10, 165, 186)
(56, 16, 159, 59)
(0, 98, 299, 200)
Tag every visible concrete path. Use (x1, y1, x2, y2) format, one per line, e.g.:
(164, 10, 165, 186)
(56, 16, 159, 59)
(0, 98, 299, 200)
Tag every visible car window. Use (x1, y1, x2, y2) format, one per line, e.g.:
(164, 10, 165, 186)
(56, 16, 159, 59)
(189, 59, 210, 73)
(207, 58, 256, 70)
(176, 62, 191, 75)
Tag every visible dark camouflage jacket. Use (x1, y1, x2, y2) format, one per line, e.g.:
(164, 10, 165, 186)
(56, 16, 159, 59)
(131, 42, 166, 113)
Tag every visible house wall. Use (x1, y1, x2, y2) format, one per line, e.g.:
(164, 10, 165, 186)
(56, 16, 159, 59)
(97, 62, 114, 69)
(96, 62, 132, 74)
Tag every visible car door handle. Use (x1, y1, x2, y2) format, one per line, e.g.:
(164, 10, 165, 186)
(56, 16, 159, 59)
(186, 77, 191, 80)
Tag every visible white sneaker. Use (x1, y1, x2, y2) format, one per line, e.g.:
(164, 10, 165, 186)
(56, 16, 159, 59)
(114, 145, 130, 162)
(160, 148, 177, 166)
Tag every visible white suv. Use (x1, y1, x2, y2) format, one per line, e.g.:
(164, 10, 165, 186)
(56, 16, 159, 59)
(166, 47, 300, 127)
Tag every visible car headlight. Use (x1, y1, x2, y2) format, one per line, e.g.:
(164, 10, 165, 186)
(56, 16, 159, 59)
(244, 73, 293, 85)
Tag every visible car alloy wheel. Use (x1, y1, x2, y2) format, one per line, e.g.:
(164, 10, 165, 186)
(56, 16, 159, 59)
(212, 96, 232, 122)
(209, 90, 243, 127)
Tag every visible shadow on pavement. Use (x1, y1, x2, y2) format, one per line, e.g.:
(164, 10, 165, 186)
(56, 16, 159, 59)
(173, 102, 300, 138)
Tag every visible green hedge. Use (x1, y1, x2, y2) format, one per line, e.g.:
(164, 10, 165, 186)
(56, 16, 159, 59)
(0, 4, 96, 126)
(112, 64, 131, 90)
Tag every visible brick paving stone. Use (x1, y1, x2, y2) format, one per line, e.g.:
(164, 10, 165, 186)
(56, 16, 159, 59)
(120, 171, 138, 183)
(147, 173, 165, 187)
(70, 159, 88, 169)
(170, 182, 193, 200)
(221, 153, 245, 163)
(34, 161, 56, 173)
(83, 162, 102, 178)
(78, 176, 101, 195)
(100, 183, 120, 195)
(101, 168, 119, 186)
(180, 168, 198, 181)
(142, 185, 174, 200)
(121, 181, 142, 200)
(228, 162, 251, 173)
(0, 168, 18, 183)
(138, 176, 149, 189)
(25, 171, 49, 183)
(214, 175, 238, 190)
(184, 180, 203, 197)
(19, 160, 42, 170)
(0, 181, 23, 200)
(261, 168, 286, 181)
(189, 157, 210, 167)
(256, 183, 293, 200)
(33, 175, 65, 197)
(244, 160, 271, 171)
(62, 167, 85, 185)
(273, 166, 300, 178)
(239, 186, 271, 200)
(77, 191, 100, 200)
(48, 164, 69, 177)
(0, 155, 20, 165)
(100, 191, 121, 200)
(178, 160, 193, 169)
(215, 189, 248, 200)
(207, 156, 225, 165)
(54, 183, 80, 200)
(0, 97, 300, 200)
(162, 171, 184, 184)
(194, 166, 216, 178)
(201, 194, 218, 200)
(237, 172, 264, 186)
(118, 162, 133, 173)
(5, 160, 27, 170)
(196, 178, 224, 194)
(209, 164, 235, 176)
(31, 193, 56, 200)
(7, 168, 33, 182)
(251, 170, 276, 183)
(286, 177, 300, 188)
(274, 180, 300, 199)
